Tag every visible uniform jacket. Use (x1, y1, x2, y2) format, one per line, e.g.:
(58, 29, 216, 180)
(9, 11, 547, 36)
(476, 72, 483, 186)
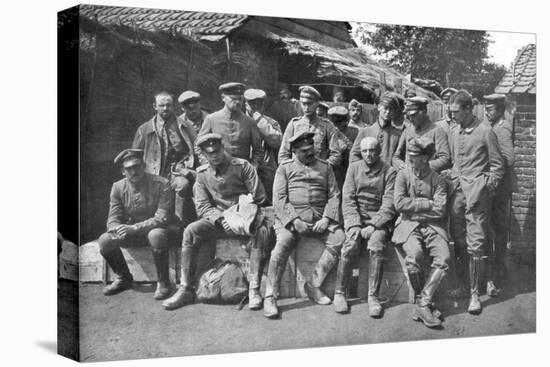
(106, 173, 174, 234)
(342, 159, 396, 231)
(194, 154, 266, 225)
(393, 121, 451, 173)
(449, 116, 505, 208)
(248, 111, 282, 173)
(333, 125, 359, 188)
(132, 115, 196, 176)
(197, 106, 264, 167)
(392, 167, 448, 245)
(484, 117, 517, 194)
(278, 114, 342, 167)
(273, 158, 341, 229)
(349, 119, 405, 167)
(179, 110, 209, 134)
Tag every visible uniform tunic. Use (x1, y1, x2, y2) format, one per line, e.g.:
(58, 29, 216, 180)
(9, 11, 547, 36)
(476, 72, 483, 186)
(349, 119, 405, 167)
(278, 114, 342, 167)
(392, 121, 451, 173)
(179, 110, 209, 134)
(197, 106, 264, 167)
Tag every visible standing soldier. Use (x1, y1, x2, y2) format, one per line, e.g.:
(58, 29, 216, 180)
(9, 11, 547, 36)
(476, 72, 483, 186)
(393, 96, 451, 173)
(483, 94, 517, 295)
(162, 134, 270, 311)
(392, 138, 450, 328)
(244, 88, 283, 202)
(97, 149, 178, 300)
(264, 132, 346, 318)
(132, 92, 197, 227)
(348, 99, 368, 130)
(350, 92, 405, 166)
(178, 90, 209, 134)
(435, 88, 458, 141)
(197, 82, 264, 168)
(279, 86, 342, 169)
(328, 105, 358, 188)
(334, 137, 396, 316)
(266, 84, 302, 133)
(448, 90, 504, 314)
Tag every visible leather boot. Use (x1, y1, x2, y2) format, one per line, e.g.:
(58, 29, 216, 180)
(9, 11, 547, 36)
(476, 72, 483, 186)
(367, 251, 384, 318)
(468, 256, 483, 315)
(152, 249, 172, 300)
(412, 267, 446, 327)
(485, 255, 500, 297)
(162, 246, 196, 310)
(248, 245, 265, 310)
(102, 247, 133, 296)
(265, 256, 286, 299)
(453, 250, 469, 298)
(305, 248, 338, 305)
(263, 296, 279, 319)
(333, 257, 350, 313)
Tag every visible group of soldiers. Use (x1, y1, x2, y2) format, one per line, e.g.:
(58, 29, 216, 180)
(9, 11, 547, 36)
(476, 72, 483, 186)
(97, 81, 515, 328)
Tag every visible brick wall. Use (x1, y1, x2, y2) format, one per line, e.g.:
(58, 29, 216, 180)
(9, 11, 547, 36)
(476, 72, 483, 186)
(510, 94, 536, 259)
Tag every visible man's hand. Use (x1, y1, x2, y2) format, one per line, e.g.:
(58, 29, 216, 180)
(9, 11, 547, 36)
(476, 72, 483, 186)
(346, 226, 361, 239)
(398, 163, 407, 170)
(293, 218, 310, 234)
(361, 225, 375, 240)
(114, 224, 136, 240)
(312, 217, 330, 233)
(221, 219, 235, 235)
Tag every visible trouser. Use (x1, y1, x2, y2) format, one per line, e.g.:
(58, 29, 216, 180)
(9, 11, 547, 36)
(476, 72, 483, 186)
(449, 186, 490, 288)
(171, 174, 197, 227)
(180, 218, 271, 290)
(335, 227, 389, 294)
(258, 165, 276, 204)
(487, 193, 511, 280)
(265, 223, 346, 298)
(401, 225, 450, 304)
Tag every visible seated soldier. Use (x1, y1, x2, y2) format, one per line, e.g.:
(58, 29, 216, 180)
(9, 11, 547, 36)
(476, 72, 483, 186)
(334, 137, 396, 316)
(264, 131, 346, 319)
(162, 133, 270, 311)
(97, 149, 178, 300)
(392, 138, 450, 328)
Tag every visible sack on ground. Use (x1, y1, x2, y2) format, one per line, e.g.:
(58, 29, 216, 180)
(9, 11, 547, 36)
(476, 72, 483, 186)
(196, 260, 248, 304)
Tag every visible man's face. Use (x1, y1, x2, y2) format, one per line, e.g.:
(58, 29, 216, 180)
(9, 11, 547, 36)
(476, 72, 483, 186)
(441, 93, 452, 105)
(280, 89, 291, 101)
(294, 144, 316, 165)
(349, 106, 362, 121)
(330, 115, 348, 131)
(408, 154, 429, 171)
(154, 95, 175, 121)
(300, 97, 318, 117)
(449, 103, 473, 127)
(222, 94, 244, 112)
(246, 100, 264, 115)
(333, 92, 344, 102)
(407, 110, 425, 129)
(378, 104, 394, 122)
(316, 106, 328, 118)
(360, 140, 380, 166)
(182, 102, 202, 120)
(122, 162, 146, 185)
(485, 104, 503, 123)
(203, 145, 225, 167)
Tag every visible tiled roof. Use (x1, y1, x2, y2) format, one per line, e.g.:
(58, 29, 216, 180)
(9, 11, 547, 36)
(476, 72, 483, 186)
(79, 5, 249, 41)
(495, 44, 536, 94)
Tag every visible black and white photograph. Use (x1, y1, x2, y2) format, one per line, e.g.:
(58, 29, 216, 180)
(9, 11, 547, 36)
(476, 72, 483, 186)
(5, 0, 545, 366)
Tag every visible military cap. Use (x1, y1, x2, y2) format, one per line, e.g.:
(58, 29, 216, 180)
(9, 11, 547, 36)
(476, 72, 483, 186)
(328, 105, 349, 116)
(196, 133, 223, 153)
(405, 88, 417, 98)
(408, 138, 435, 157)
(114, 149, 144, 168)
(440, 87, 458, 98)
(178, 90, 201, 104)
(483, 93, 506, 106)
(244, 88, 267, 101)
(405, 96, 429, 114)
(348, 99, 362, 109)
(299, 85, 321, 101)
(379, 92, 399, 110)
(289, 131, 315, 149)
(318, 102, 330, 110)
(219, 82, 246, 95)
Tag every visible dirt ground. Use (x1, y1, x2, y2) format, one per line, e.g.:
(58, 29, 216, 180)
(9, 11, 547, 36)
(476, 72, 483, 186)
(71, 262, 536, 363)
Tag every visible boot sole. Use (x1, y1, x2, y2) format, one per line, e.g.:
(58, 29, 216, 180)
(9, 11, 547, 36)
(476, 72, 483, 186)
(412, 313, 441, 328)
